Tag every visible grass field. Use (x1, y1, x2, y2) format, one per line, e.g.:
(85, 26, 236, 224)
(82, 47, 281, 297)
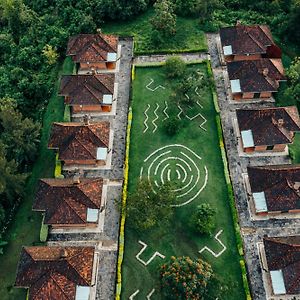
(102, 9, 207, 54)
(0, 57, 73, 300)
(121, 65, 245, 299)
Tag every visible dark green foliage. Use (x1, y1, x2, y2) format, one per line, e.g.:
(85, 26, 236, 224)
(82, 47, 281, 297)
(191, 203, 216, 235)
(163, 115, 182, 136)
(165, 56, 186, 78)
(125, 179, 176, 231)
(160, 256, 213, 300)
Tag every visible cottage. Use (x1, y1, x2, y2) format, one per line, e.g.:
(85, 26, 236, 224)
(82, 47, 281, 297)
(227, 58, 285, 100)
(220, 23, 281, 63)
(33, 177, 105, 228)
(247, 165, 300, 215)
(67, 33, 118, 73)
(59, 74, 115, 114)
(261, 236, 300, 296)
(236, 106, 300, 152)
(48, 120, 110, 166)
(15, 246, 97, 300)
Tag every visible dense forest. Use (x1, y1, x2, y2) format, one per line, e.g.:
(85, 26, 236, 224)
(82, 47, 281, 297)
(0, 0, 299, 236)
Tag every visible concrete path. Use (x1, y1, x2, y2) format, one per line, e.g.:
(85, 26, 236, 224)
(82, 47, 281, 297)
(133, 52, 209, 65)
(206, 33, 299, 300)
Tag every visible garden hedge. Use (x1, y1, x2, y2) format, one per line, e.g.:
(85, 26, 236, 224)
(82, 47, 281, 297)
(54, 153, 63, 178)
(115, 107, 132, 300)
(63, 105, 71, 122)
(39, 216, 49, 242)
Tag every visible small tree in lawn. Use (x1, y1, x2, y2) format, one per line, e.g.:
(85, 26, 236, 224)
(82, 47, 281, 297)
(125, 179, 176, 231)
(165, 56, 186, 78)
(163, 115, 182, 136)
(151, 0, 176, 39)
(160, 256, 213, 300)
(191, 203, 216, 235)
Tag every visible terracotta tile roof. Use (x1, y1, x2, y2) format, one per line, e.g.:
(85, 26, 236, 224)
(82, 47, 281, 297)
(15, 246, 95, 300)
(33, 178, 103, 224)
(264, 236, 300, 294)
(48, 122, 110, 161)
(67, 34, 118, 63)
(227, 59, 286, 93)
(59, 74, 115, 106)
(237, 106, 300, 146)
(220, 24, 274, 55)
(248, 165, 300, 212)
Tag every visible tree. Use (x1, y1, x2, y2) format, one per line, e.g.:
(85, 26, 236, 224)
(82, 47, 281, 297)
(151, 0, 176, 37)
(284, 57, 300, 104)
(163, 115, 182, 136)
(0, 98, 41, 165)
(191, 203, 216, 235)
(160, 256, 213, 300)
(42, 44, 59, 65)
(282, 0, 300, 44)
(165, 56, 186, 78)
(125, 179, 176, 231)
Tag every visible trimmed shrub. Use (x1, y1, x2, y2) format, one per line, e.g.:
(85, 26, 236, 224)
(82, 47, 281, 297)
(63, 105, 71, 122)
(240, 260, 252, 300)
(40, 217, 49, 242)
(191, 203, 216, 235)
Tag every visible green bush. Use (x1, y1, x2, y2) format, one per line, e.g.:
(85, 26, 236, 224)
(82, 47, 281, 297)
(191, 203, 216, 235)
(165, 56, 186, 78)
(240, 260, 252, 300)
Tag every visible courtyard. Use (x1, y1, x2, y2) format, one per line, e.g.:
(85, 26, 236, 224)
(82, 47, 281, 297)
(121, 64, 245, 299)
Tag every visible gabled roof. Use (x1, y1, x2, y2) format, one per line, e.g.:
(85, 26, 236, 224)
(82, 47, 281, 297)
(48, 122, 110, 161)
(59, 74, 115, 106)
(264, 236, 300, 294)
(33, 178, 103, 224)
(67, 34, 118, 63)
(227, 59, 286, 93)
(248, 165, 300, 212)
(237, 106, 300, 146)
(15, 246, 95, 300)
(220, 24, 274, 55)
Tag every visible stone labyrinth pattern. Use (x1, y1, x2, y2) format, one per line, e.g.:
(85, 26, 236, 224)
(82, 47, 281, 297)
(140, 144, 208, 207)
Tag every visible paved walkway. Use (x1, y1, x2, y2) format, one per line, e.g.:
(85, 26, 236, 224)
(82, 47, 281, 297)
(133, 52, 208, 65)
(206, 33, 299, 300)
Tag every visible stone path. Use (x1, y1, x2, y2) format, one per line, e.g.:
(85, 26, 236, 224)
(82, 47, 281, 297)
(133, 52, 208, 65)
(206, 33, 300, 300)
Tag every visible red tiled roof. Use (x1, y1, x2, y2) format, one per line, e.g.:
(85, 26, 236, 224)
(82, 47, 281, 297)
(59, 74, 115, 106)
(15, 246, 95, 300)
(220, 24, 275, 55)
(67, 34, 118, 63)
(48, 122, 110, 161)
(264, 236, 300, 294)
(237, 106, 300, 146)
(33, 178, 104, 224)
(248, 165, 300, 212)
(227, 59, 286, 93)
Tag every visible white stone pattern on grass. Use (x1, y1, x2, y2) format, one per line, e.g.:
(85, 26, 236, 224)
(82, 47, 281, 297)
(152, 103, 159, 133)
(129, 289, 156, 300)
(140, 144, 208, 207)
(135, 240, 165, 266)
(199, 229, 227, 258)
(146, 78, 166, 92)
(143, 104, 150, 133)
(177, 105, 183, 120)
(163, 101, 169, 120)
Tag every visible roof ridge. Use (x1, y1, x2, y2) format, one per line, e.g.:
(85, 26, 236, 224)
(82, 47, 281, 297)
(46, 272, 73, 300)
(73, 134, 97, 159)
(73, 185, 99, 208)
(86, 124, 108, 148)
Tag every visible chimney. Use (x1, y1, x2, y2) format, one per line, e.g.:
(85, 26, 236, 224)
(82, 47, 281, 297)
(277, 118, 284, 127)
(73, 174, 81, 185)
(262, 68, 269, 77)
(91, 68, 96, 75)
(60, 248, 68, 259)
(97, 28, 102, 34)
(83, 114, 91, 125)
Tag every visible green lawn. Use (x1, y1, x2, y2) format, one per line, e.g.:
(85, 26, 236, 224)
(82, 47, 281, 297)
(102, 9, 207, 54)
(0, 57, 73, 300)
(122, 65, 245, 299)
